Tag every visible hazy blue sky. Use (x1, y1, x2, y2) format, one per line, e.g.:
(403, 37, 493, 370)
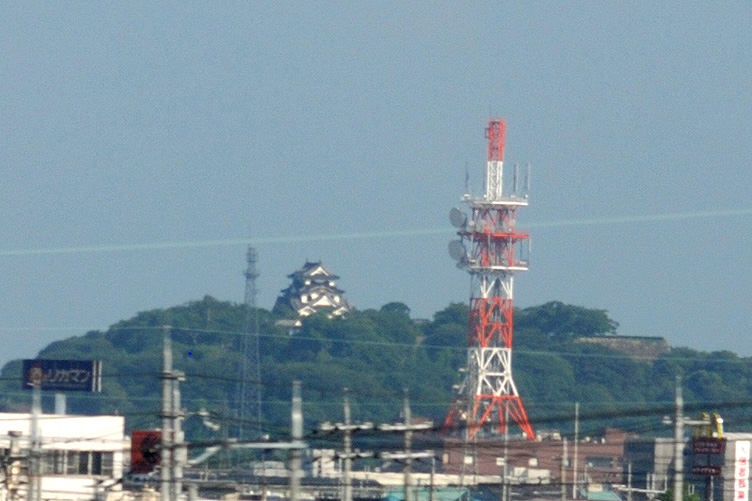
(2, 3, 751, 368)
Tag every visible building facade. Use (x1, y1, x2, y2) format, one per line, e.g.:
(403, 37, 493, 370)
(443, 428, 633, 497)
(0, 413, 125, 501)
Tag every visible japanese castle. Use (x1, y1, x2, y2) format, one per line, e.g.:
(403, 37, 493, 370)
(274, 261, 352, 318)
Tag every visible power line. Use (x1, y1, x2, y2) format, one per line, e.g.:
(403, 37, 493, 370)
(0, 208, 750, 258)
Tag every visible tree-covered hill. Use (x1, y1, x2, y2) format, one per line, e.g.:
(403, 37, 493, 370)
(2, 296, 752, 441)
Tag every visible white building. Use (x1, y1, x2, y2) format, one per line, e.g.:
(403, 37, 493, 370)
(0, 413, 125, 501)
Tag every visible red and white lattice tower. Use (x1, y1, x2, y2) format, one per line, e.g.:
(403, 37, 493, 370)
(445, 119, 535, 440)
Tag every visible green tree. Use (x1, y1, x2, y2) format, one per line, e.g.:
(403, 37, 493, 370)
(9, 296, 752, 440)
(380, 302, 411, 317)
(516, 301, 618, 340)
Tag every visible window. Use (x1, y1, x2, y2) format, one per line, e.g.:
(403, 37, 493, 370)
(65, 452, 80, 475)
(42, 450, 65, 474)
(100, 452, 114, 476)
(78, 451, 89, 475)
(92, 452, 102, 475)
(55, 451, 65, 474)
(42, 451, 54, 474)
(585, 456, 614, 469)
(45, 451, 115, 477)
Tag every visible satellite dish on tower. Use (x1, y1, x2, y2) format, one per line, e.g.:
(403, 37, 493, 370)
(449, 207, 467, 228)
(448, 240, 467, 262)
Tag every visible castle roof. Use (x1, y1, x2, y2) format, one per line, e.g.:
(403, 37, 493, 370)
(275, 261, 352, 318)
(287, 261, 340, 282)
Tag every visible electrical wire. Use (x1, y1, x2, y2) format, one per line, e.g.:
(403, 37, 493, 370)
(1, 207, 750, 258)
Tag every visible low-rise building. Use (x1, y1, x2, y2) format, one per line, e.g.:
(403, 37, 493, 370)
(0, 413, 125, 501)
(443, 428, 633, 497)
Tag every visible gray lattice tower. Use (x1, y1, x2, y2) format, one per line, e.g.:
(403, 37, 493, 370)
(236, 245, 262, 439)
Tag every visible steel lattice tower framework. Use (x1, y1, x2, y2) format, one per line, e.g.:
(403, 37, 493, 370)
(236, 245, 262, 439)
(445, 120, 535, 440)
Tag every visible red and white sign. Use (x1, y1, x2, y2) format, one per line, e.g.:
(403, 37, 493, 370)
(735, 441, 750, 501)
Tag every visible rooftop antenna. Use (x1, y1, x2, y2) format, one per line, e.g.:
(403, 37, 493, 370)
(464, 163, 470, 196)
(524, 163, 531, 198)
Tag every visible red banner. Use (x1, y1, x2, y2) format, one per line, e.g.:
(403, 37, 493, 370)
(131, 430, 162, 473)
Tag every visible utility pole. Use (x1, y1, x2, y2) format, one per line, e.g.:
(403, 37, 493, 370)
(28, 382, 42, 501)
(173, 366, 186, 501)
(379, 390, 434, 501)
(161, 326, 185, 501)
(5, 431, 23, 501)
(289, 381, 302, 501)
(573, 402, 579, 499)
(161, 326, 173, 501)
(674, 376, 683, 501)
(403, 389, 413, 501)
(319, 389, 374, 501)
(430, 456, 436, 501)
(627, 462, 632, 501)
(561, 438, 568, 501)
(342, 389, 354, 501)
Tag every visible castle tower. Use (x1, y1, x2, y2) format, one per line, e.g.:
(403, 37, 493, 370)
(274, 261, 352, 319)
(445, 120, 534, 440)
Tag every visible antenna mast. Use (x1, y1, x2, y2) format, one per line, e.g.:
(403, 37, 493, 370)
(237, 245, 262, 439)
(445, 119, 535, 440)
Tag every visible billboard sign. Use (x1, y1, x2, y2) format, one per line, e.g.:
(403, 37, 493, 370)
(22, 360, 102, 392)
(735, 441, 750, 501)
(691, 465, 722, 477)
(692, 437, 726, 455)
